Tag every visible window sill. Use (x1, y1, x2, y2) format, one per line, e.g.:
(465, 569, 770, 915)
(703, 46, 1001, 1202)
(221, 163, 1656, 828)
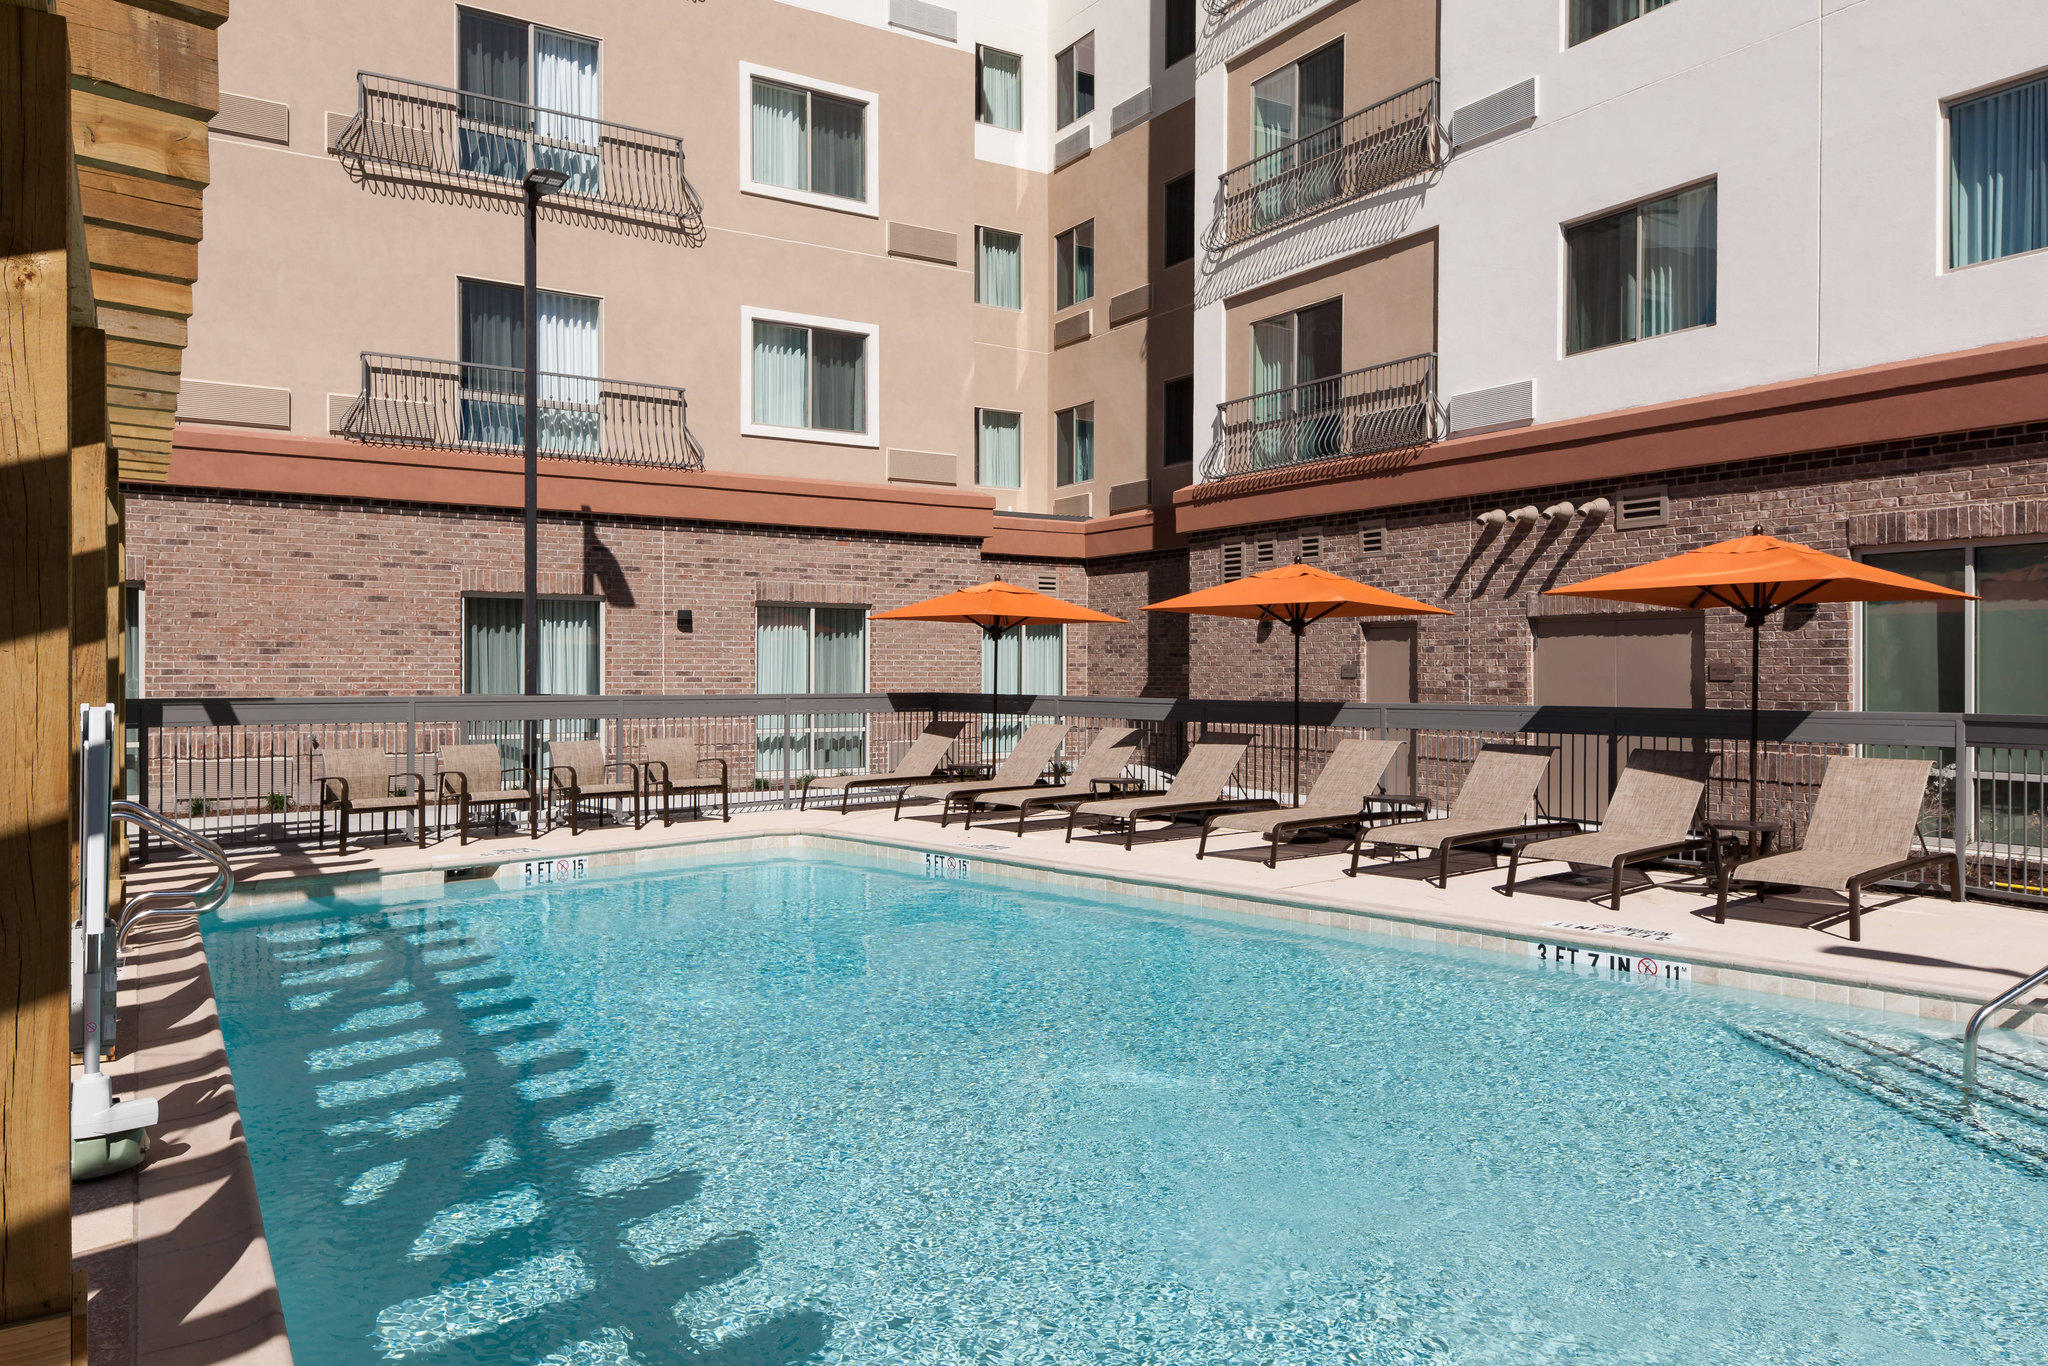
(1563, 319, 1715, 359)
(740, 420, 880, 449)
(741, 182, 880, 219)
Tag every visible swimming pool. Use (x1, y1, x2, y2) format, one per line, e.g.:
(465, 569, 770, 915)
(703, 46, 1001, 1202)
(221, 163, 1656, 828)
(205, 849, 2048, 1364)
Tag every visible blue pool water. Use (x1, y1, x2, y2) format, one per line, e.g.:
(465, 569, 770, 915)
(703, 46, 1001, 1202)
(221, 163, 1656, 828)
(205, 853, 2048, 1364)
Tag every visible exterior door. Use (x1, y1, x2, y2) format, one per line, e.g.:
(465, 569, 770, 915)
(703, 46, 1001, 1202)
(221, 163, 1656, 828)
(1362, 623, 1418, 793)
(1532, 613, 1705, 823)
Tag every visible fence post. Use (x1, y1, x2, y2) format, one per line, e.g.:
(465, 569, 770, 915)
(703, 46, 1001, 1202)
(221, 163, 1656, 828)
(781, 710, 793, 809)
(1954, 715, 1973, 903)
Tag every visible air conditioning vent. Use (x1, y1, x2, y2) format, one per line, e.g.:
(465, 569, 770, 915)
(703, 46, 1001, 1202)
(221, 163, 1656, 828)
(1035, 571, 1058, 593)
(1298, 531, 1323, 562)
(1253, 539, 1279, 571)
(1615, 488, 1670, 530)
(1220, 543, 1246, 581)
(1359, 522, 1387, 556)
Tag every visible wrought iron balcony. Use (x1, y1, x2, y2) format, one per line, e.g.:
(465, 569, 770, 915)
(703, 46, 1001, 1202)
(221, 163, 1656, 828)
(338, 353, 703, 470)
(332, 72, 703, 242)
(1206, 354, 1436, 480)
(1214, 80, 1440, 250)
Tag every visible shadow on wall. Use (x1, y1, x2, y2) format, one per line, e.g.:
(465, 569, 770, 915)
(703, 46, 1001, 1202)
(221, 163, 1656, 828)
(1146, 557, 1192, 695)
(1198, 0, 1333, 76)
(582, 513, 634, 608)
(1196, 175, 1435, 309)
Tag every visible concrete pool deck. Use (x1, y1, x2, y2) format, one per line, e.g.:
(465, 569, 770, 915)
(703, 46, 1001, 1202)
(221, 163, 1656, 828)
(93, 799, 2048, 1360)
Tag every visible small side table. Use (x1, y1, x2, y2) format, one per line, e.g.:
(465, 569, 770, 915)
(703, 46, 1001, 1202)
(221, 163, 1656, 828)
(1361, 793, 1430, 825)
(932, 761, 996, 783)
(1090, 776, 1152, 797)
(1705, 817, 1780, 882)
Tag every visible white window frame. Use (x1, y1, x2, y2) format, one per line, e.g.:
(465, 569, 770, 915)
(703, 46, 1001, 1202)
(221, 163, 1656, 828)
(739, 305, 882, 448)
(738, 62, 881, 218)
(1941, 69, 2048, 274)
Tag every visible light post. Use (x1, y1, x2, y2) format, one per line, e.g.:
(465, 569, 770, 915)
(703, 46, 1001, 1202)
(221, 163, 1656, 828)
(520, 165, 568, 783)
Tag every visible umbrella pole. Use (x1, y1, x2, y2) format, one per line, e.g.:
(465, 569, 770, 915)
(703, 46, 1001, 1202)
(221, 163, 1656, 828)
(1748, 610, 1762, 824)
(1292, 621, 1303, 805)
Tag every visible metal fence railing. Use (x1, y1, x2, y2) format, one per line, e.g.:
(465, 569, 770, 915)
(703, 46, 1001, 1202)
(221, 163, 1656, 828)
(338, 353, 702, 470)
(1214, 79, 1440, 249)
(332, 71, 704, 241)
(124, 693, 2048, 905)
(1208, 354, 1437, 479)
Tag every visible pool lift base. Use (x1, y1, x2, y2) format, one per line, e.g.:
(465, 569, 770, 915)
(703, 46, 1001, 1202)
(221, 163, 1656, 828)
(69, 704, 233, 1182)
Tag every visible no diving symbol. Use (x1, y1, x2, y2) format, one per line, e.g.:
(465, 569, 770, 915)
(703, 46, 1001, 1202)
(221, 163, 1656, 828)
(1636, 957, 1657, 976)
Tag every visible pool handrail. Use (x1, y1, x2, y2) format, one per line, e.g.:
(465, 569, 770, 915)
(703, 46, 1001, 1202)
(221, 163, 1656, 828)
(1962, 961, 2048, 1092)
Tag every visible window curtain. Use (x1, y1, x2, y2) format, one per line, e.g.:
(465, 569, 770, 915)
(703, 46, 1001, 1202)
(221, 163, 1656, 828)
(1251, 318, 1294, 467)
(755, 604, 809, 775)
(1976, 543, 2048, 715)
(1565, 211, 1638, 354)
(1639, 182, 1716, 338)
(1951, 76, 2048, 268)
(1294, 300, 1343, 460)
(464, 595, 599, 765)
(751, 79, 808, 191)
(1057, 225, 1094, 308)
(811, 329, 866, 433)
(977, 228, 1022, 309)
(981, 624, 1062, 753)
(755, 606, 866, 775)
(1250, 67, 1296, 228)
(809, 93, 866, 201)
(977, 409, 1021, 488)
(1569, 0, 1673, 45)
(458, 10, 528, 180)
(534, 30, 600, 196)
(752, 321, 810, 427)
(810, 607, 867, 772)
(978, 48, 1022, 131)
(538, 291, 601, 454)
(1056, 405, 1093, 484)
(460, 279, 523, 447)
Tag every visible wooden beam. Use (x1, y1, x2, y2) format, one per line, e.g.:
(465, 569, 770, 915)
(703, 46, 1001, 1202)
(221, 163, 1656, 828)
(75, 164, 199, 240)
(87, 264, 188, 316)
(81, 220, 195, 281)
(70, 88, 208, 186)
(93, 302, 182, 347)
(70, 327, 108, 717)
(53, 0, 218, 119)
(0, 6, 79, 1343)
(103, 336, 180, 373)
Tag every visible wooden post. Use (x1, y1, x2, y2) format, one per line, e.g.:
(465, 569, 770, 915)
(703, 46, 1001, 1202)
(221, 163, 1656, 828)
(0, 6, 81, 1354)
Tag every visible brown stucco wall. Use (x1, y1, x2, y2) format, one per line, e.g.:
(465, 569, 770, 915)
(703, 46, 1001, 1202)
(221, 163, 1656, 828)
(1225, 0, 1440, 168)
(1222, 230, 1438, 396)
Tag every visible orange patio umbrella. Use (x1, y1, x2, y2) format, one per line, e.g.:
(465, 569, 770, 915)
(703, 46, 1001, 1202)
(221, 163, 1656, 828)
(1545, 529, 1976, 821)
(1147, 563, 1452, 802)
(871, 579, 1126, 709)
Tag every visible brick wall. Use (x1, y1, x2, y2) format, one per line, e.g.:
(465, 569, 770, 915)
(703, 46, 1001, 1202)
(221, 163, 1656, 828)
(123, 490, 1073, 697)
(1112, 423, 2048, 708)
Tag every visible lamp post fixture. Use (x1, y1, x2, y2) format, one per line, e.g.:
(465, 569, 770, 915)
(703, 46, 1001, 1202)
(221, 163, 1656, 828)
(521, 165, 569, 780)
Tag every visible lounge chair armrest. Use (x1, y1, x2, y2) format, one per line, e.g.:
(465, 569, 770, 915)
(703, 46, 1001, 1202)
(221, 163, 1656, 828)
(1850, 851, 1957, 890)
(642, 759, 669, 785)
(394, 771, 427, 796)
(1441, 820, 1584, 849)
(700, 758, 729, 781)
(439, 771, 470, 798)
(547, 765, 577, 792)
(321, 775, 348, 805)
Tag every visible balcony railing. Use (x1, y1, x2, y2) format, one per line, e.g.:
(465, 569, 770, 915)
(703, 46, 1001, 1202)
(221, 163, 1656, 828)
(1208, 353, 1436, 480)
(338, 353, 702, 470)
(332, 72, 703, 241)
(1215, 80, 1440, 249)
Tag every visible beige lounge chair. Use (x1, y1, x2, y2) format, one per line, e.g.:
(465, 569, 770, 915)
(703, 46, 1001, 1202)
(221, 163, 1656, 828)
(964, 726, 1140, 833)
(1062, 735, 1254, 850)
(547, 739, 643, 834)
(318, 743, 427, 853)
(801, 720, 969, 813)
(1197, 736, 1408, 867)
(640, 736, 729, 825)
(1504, 748, 1718, 906)
(1716, 754, 1961, 941)
(1347, 742, 1577, 888)
(894, 723, 1069, 823)
(436, 742, 539, 845)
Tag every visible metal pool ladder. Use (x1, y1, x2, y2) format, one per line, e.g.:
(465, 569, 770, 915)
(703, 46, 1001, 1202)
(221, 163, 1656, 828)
(1962, 961, 2048, 1092)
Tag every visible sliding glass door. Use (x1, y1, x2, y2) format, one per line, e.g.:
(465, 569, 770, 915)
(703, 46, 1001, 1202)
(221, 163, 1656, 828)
(757, 605, 868, 777)
(981, 625, 1064, 756)
(459, 280, 602, 454)
(461, 594, 602, 771)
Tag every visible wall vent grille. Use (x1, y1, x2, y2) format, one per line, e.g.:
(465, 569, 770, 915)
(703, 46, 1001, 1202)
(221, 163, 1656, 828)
(1360, 522, 1387, 555)
(1253, 539, 1279, 572)
(1035, 572, 1059, 593)
(1221, 543, 1246, 581)
(1615, 488, 1670, 530)
(1298, 531, 1323, 561)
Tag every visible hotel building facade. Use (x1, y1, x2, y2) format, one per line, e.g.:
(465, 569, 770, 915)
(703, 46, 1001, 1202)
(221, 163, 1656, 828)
(135, 0, 2048, 722)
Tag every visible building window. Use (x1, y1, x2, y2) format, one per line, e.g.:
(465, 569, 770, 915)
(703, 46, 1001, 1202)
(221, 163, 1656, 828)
(1056, 33, 1095, 129)
(742, 65, 876, 214)
(1565, 180, 1717, 355)
(1055, 221, 1095, 309)
(977, 46, 1023, 131)
(1056, 403, 1094, 485)
(1164, 0, 1197, 67)
(458, 278, 601, 453)
(976, 408, 1022, 488)
(457, 9, 601, 193)
(757, 605, 867, 774)
(1950, 74, 2048, 269)
(975, 227, 1023, 309)
(743, 309, 877, 444)
(1163, 172, 1195, 266)
(1250, 299, 1342, 464)
(1861, 543, 2048, 716)
(1568, 0, 1677, 46)
(1162, 375, 1194, 466)
(1249, 42, 1343, 228)
(462, 595, 602, 695)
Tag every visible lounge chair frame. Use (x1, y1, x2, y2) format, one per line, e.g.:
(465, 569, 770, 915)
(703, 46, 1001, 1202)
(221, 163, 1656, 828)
(1194, 737, 1415, 867)
(893, 725, 1069, 824)
(1503, 748, 1721, 907)
(641, 738, 730, 825)
(548, 739, 644, 834)
(962, 727, 1140, 833)
(1058, 738, 1254, 851)
(1198, 794, 1427, 867)
(437, 743, 540, 845)
(800, 721, 969, 814)
(1716, 833, 1961, 941)
(318, 744, 428, 854)
(1344, 743, 1579, 888)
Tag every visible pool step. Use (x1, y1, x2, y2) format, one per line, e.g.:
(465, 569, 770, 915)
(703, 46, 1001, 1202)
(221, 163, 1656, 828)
(1833, 1028, 2048, 1128)
(1731, 1023, 2048, 1178)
